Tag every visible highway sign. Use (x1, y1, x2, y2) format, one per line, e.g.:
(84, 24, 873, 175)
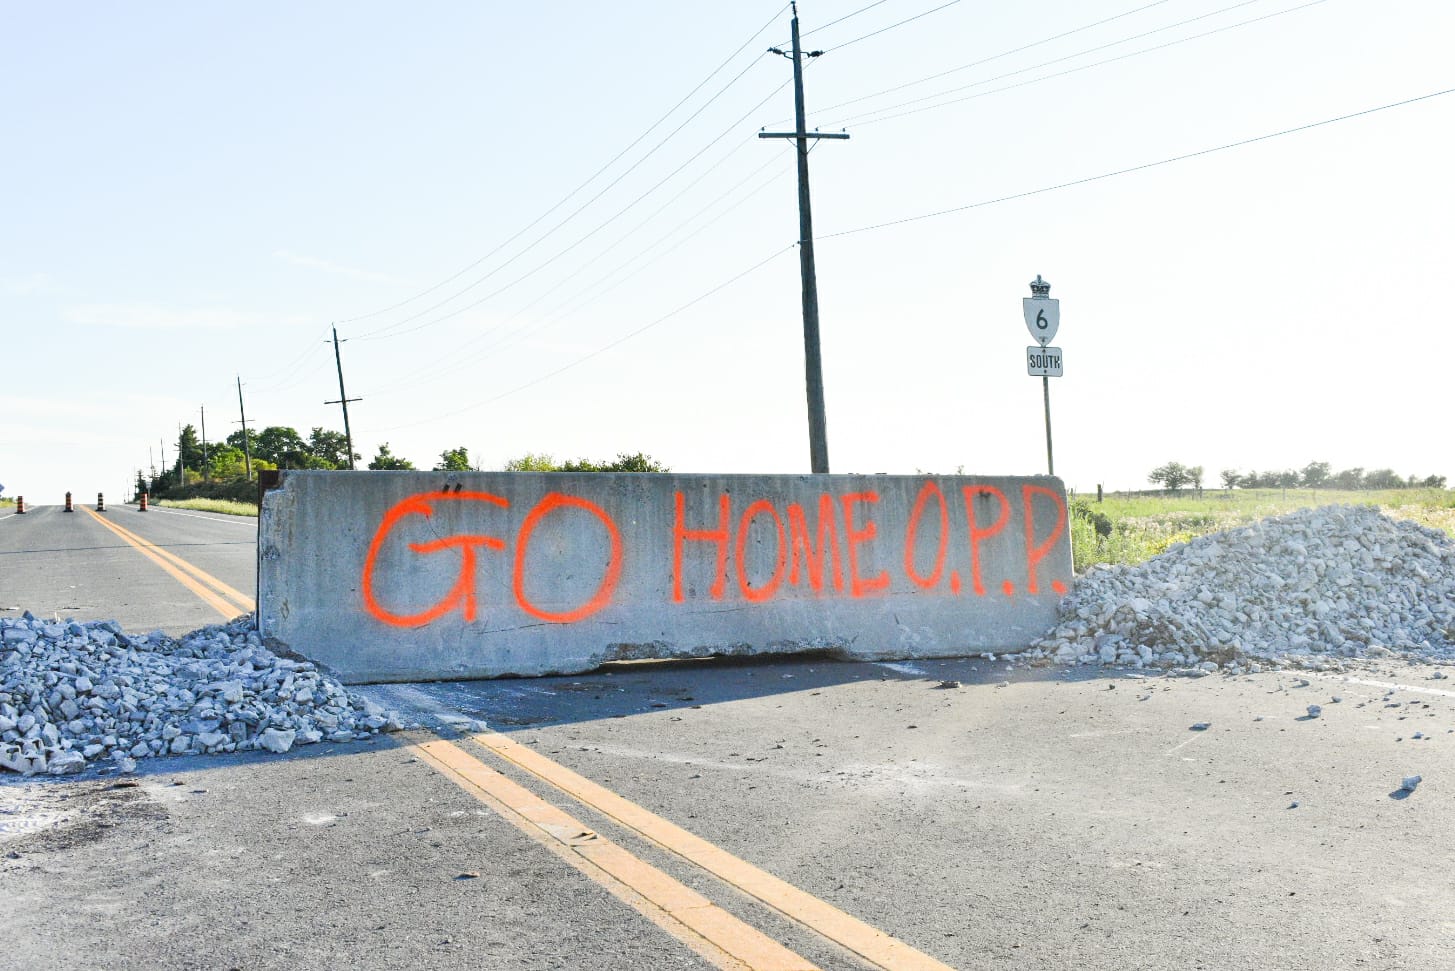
(1026, 345, 1063, 377)
(1023, 297, 1060, 345)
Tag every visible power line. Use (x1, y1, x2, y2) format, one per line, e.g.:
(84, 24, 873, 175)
(357, 76, 796, 343)
(338, 2, 790, 329)
(828, 0, 1290, 128)
(360, 246, 795, 434)
(821, 0, 963, 54)
(367, 148, 788, 396)
(367, 154, 791, 397)
(802, 0, 1176, 120)
(800, 0, 894, 39)
(818, 85, 1455, 241)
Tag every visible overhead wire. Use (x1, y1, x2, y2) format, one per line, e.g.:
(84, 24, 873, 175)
(826, 0, 1284, 127)
(817, 85, 1455, 241)
(802, 0, 1176, 121)
(359, 245, 796, 434)
(820, 0, 963, 53)
(367, 156, 791, 395)
(355, 74, 796, 343)
(338, 1, 790, 329)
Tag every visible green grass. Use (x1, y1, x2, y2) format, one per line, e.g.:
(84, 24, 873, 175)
(1069, 487, 1455, 574)
(154, 498, 258, 517)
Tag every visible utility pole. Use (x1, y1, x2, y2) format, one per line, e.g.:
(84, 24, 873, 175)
(759, 2, 849, 475)
(200, 406, 210, 482)
(325, 326, 362, 470)
(159, 438, 166, 488)
(177, 422, 185, 484)
(235, 375, 253, 480)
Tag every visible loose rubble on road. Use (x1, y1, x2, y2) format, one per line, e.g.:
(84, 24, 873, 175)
(4, 505, 1452, 777)
(1, 614, 405, 776)
(1027, 505, 1455, 674)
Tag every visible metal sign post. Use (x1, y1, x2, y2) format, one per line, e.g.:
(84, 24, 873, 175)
(1022, 275, 1062, 476)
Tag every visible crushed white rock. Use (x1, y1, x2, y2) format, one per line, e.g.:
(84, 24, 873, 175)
(1027, 505, 1455, 674)
(1, 613, 405, 776)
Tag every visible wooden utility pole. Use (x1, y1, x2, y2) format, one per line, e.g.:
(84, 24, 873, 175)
(235, 375, 253, 480)
(325, 326, 362, 470)
(759, 2, 848, 474)
(200, 406, 210, 482)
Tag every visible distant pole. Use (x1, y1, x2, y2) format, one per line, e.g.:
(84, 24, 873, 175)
(236, 375, 253, 481)
(177, 422, 185, 484)
(159, 438, 166, 488)
(325, 326, 362, 470)
(759, 3, 849, 474)
(200, 405, 210, 482)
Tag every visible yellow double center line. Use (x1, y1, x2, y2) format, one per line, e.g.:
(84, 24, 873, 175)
(91, 507, 956, 968)
(417, 729, 959, 971)
(83, 506, 254, 620)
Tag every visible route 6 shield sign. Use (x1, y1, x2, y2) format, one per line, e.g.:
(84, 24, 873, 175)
(1023, 297, 1059, 344)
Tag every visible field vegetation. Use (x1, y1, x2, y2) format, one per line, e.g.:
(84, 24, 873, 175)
(154, 498, 259, 517)
(1069, 487, 1455, 573)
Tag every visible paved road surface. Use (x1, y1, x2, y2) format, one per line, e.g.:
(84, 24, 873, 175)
(2, 501, 1453, 969)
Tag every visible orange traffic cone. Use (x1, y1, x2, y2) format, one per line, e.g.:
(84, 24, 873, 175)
(139, 493, 149, 512)
(64, 492, 74, 512)
(97, 493, 105, 512)
(15, 496, 24, 514)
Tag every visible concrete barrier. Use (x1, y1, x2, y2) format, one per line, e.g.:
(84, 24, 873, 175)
(257, 471, 1073, 683)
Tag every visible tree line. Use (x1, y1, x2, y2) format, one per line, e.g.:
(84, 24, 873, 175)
(144, 425, 668, 501)
(1148, 460, 1446, 493)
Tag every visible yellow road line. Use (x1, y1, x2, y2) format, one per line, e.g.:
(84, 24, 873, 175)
(472, 730, 958, 971)
(82, 507, 249, 620)
(83, 506, 255, 612)
(411, 735, 820, 971)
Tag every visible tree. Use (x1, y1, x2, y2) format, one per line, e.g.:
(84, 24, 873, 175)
(176, 424, 205, 478)
(1148, 461, 1191, 492)
(434, 446, 473, 472)
(1332, 467, 1364, 490)
(1277, 469, 1301, 489)
(253, 426, 310, 469)
(1188, 465, 1205, 492)
(501, 451, 671, 473)
(1364, 468, 1402, 490)
(307, 427, 357, 469)
(209, 446, 250, 479)
(1421, 474, 1447, 489)
(1301, 461, 1331, 489)
(1219, 469, 1241, 490)
(367, 443, 415, 470)
(502, 452, 559, 472)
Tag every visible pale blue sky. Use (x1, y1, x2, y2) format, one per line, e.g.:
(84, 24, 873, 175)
(3, 1, 1451, 502)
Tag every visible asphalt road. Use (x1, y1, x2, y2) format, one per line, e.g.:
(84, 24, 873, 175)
(0, 500, 256, 633)
(2, 501, 1453, 970)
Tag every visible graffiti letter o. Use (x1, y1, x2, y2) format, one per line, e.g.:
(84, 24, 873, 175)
(513, 493, 624, 623)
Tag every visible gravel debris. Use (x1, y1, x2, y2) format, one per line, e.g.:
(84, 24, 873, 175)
(1, 613, 405, 776)
(1026, 505, 1455, 673)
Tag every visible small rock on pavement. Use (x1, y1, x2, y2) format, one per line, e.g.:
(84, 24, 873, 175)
(1190, 722, 1212, 731)
(1306, 705, 1322, 718)
(1401, 775, 1422, 793)
(935, 680, 961, 689)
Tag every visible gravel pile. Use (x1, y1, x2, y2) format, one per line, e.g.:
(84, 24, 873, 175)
(1028, 505, 1455, 673)
(1, 614, 404, 776)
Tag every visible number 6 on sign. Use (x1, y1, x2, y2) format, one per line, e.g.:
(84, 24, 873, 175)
(1022, 297, 1060, 344)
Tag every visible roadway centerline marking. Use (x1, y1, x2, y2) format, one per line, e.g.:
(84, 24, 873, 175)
(469, 729, 959, 971)
(81, 507, 253, 619)
(410, 734, 820, 971)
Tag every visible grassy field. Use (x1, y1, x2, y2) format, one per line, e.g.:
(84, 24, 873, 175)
(154, 498, 258, 517)
(1068, 487, 1455, 574)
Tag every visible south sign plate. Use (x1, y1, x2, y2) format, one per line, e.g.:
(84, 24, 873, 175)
(1026, 345, 1063, 377)
(1023, 297, 1060, 344)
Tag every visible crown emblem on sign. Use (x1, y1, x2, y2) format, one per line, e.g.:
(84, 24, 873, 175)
(1029, 275, 1051, 298)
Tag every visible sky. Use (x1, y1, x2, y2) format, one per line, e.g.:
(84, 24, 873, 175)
(3, 0, 1452, 504)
